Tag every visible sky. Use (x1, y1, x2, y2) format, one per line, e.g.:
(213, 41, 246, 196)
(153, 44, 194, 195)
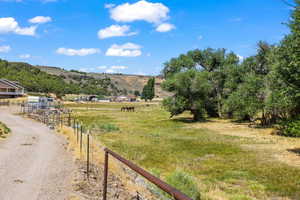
(0, 0, 293, 75)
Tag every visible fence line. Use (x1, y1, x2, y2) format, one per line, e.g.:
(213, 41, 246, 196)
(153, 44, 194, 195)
(20, 103, 194, 200)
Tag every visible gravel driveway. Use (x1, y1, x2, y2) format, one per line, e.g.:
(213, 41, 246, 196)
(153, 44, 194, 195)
(0, 107, 75, 200)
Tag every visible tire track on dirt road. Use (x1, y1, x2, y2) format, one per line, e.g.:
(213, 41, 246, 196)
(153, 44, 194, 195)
(0, 107, 75, 200)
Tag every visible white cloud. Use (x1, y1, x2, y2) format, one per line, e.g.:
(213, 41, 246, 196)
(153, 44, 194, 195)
(96, 65, 107, 70)
(106, 42, 142, 57)
(109, 0, 169, 24)
(98, 25, 137, 39)
(15, 26, 37, 36)
(155, 23, 175, 32)
(0, 17, 36, 36)
(111, 65, 127, 70)
(104, 3, 115, 9)
(0, 45, 11, 53)
(29, 16, 52, 24)
(19, 54, 31, 59)
(56, 48, 100, 56)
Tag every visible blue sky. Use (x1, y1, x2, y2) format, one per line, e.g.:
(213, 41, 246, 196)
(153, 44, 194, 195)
(0, 0, 292, 75)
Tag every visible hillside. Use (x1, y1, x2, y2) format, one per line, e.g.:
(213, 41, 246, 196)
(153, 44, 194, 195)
(34, 65, 170, 98)
(0, 58, 169, 97)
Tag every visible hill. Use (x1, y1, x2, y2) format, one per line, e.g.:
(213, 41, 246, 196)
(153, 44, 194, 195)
(0, 59, 169, 97)
(34, 65, 170, 98)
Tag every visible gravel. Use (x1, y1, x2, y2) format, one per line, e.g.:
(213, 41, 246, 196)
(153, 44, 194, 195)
(0, 107, 75, 200)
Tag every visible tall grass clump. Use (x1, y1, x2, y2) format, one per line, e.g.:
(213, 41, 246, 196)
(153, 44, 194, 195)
(149, 169, 201, 200)
(166, 171, 201, 200)
(0, 122, 10, 138)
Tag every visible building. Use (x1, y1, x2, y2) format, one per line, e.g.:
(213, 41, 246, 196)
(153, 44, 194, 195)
(111, 95, 137, 102)
(0, 79, 25, 98)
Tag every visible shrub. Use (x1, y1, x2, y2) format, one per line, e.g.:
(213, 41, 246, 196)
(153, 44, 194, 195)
(148, 169, 201, 200)
(165, 171, 201, 200)
(278, 117, 300, 137)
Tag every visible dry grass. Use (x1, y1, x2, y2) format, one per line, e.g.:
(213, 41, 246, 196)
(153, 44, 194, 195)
(191, 119, 300, 168)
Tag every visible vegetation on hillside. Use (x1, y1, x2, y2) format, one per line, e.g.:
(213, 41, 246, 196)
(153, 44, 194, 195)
(0, 60, 115, 97)
(162, 2, 300, 135)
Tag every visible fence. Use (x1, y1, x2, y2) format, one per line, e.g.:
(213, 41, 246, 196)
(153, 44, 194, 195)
(20, 103, 194, 200)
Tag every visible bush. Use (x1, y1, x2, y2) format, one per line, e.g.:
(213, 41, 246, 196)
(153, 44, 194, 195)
(278, 117, 300, 137)
(148, 169, 201, 200)
(166, 171, 201, 200)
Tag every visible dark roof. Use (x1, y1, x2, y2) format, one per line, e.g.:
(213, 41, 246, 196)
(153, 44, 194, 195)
(0, 79, 24, 89)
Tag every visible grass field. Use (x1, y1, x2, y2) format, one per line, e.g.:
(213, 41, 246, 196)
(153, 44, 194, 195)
(65, 102, 300, 200)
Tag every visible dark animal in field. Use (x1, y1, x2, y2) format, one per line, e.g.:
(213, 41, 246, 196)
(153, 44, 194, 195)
(121, 106, 135, 112)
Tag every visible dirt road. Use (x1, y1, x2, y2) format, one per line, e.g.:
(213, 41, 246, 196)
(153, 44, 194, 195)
(0, 107, 75, 200)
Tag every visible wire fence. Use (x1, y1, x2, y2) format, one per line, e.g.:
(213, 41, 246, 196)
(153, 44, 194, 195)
(20, 103, 193, 200)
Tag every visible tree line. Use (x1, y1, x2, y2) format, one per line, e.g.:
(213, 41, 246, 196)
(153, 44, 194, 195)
(162, 1, 300, 135)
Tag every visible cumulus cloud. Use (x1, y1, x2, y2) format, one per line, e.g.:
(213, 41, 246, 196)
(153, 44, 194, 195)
(98, 25, 137, 39)
(56, 48, 100, 56)
(19, 54, 31, 59)
(0, 17, 36, 36)
(155, 23, 175, 32)
(106, 42, 142, 57)
(109, 0, 169, 24)
(0, 45, 11, 53)
(29, 16, 52, 24)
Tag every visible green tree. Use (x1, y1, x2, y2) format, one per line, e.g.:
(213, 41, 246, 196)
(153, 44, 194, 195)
(134, 90, 141, 96)
(141, 77, 155, 101)
(162, 48, 239, 120)
(162, 70, 212, 121)
(275, 1, 300, 117)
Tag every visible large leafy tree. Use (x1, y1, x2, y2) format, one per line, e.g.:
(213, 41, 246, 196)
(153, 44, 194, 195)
(162, 70, 212, 121)
(162, 48, 240, 120)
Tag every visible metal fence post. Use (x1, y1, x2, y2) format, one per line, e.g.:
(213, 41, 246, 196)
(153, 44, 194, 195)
(76, 123, 79, 144)
(103, 151, 109, 200)
(87, 131, 90, 179)
(68, 113, 71, 127)
(80, 125, 83, 154)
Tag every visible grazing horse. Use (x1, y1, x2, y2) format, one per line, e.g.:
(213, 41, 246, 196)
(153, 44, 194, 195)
(121, 106, 135, 112)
